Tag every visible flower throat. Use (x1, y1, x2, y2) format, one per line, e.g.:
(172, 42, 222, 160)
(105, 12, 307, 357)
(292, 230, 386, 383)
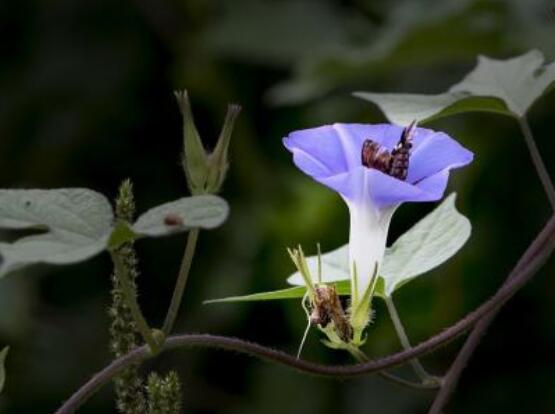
(361, 121, 416, 181)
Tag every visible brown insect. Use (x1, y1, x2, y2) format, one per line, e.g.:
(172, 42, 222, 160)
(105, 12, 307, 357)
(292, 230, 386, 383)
(310, 285, 352, 342)
(164, 213, 184, 226)
(361, 120, 417, 181)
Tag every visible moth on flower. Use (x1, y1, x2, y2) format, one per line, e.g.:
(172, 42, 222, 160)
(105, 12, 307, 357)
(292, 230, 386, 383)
(284, 122, 473, 337)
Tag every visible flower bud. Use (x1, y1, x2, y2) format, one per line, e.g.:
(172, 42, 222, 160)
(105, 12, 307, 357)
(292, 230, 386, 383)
(174, 91, 241, 194)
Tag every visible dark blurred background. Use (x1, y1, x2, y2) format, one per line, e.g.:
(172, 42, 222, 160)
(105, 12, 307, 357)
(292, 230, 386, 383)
(1, 0, 555, 412)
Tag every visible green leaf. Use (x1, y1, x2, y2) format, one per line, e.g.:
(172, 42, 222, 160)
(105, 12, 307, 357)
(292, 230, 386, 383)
(380, 193, 471, 296)
(0, 189, 114, 277)
(205, 280, 351, 304)
(449, 50, 555, 117)
(355, 50, 555, 123)
(205, 286, 308, 303)
(286, 194, 470, 297)
(0, 346, 9, 394)
(0, 190, 230, 277)
(353, 92, 509, 125)
(132, 195, 229, 238)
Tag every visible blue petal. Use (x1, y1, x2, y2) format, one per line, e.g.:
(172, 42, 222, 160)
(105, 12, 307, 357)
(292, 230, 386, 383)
(283, 123, 407, 176)
(284, 125, 349, 177)
(319, 167, 436, 207)
(407, 130, 474, 184)
(284, 123, 473, 209)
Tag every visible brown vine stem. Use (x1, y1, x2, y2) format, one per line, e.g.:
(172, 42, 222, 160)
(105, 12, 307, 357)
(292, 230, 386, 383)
(55, 214, 555, 414)
(517, 116, 555, 209)
(347, 344, 438, 390)
(429, 117, 555, 413)
(429, 228, 540, 413)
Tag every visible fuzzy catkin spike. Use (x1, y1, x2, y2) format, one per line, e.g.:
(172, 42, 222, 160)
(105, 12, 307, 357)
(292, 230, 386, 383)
(109, 179, 147, 413)
(146, 371, 182, 414)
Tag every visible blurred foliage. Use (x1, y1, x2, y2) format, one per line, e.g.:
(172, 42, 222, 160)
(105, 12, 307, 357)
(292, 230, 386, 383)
(1, 0, 555, 413)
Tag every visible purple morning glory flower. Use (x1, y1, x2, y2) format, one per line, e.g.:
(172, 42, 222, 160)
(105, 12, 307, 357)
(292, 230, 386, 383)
(283, 123, 473, 327)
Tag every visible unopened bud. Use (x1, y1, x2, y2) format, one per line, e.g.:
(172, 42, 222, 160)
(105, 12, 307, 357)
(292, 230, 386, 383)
(174, 91, 241, 195)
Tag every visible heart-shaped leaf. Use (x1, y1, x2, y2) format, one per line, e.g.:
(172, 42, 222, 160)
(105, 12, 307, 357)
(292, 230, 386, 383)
(286, 194, 469, 297)
(0, 190, 230, 277)
(288, 194, 470, 296)
(379, 193, 471, 296)
(353, 92, 509, 126)
(0, 346, 8, 394)
(0, 189, 114, 277)
(208, 194, 470, 303)
(355, 50, 555, 124)
(132, 195, 229, 238)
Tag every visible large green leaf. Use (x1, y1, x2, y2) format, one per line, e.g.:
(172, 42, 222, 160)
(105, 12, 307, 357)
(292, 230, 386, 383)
(0, 190, 229, 277)
(352, 92, 509, 125)
(355, 50, 555, 124)
(449, 50, 555, 116)
(0, 346, 7, 394)
(209, 194, 470, 303)
(379, 193, 471, 295)
(132, 195, 229, 237)
(0, 189, 114, 277)
(289, 194, 470, 297)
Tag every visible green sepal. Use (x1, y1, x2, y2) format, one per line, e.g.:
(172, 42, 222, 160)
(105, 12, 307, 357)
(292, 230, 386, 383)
(174, 90, 210, 195)
(205, 104, 241, 193)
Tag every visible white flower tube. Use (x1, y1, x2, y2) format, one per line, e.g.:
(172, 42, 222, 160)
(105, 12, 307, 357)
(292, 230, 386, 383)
(347, 200, 396, 333)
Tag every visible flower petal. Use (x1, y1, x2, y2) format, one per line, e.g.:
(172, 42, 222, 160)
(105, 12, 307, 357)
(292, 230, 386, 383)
(283, 126, 350, 177)
(413, 168, 450, 200)
(284, 123, 473, 208)
(284, 123, 411, 177)
(286, 146, 335, 178)
(319, 167, 421, 207)
(408, 131, 474, 183)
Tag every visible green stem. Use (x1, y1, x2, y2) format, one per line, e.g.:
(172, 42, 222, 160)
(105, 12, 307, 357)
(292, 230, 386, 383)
(111, 251, 159, 353)
(517, 116, 555, 210)
(162, 229, 200, 335)
(385, 296, 437, 384)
